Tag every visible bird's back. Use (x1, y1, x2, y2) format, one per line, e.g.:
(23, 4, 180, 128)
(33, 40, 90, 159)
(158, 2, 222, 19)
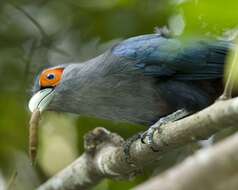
(49, 34, 232, 125)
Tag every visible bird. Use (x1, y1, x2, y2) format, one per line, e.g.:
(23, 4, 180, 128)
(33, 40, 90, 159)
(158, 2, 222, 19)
(28, 32, 232, 148)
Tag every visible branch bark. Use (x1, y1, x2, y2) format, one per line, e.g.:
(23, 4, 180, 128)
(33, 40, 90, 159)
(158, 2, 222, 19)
(133, 131, 238, 190)
(37, 97, 238, 190)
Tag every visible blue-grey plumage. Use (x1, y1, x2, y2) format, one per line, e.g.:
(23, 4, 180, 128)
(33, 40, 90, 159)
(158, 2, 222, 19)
(30, 34, 232, 125)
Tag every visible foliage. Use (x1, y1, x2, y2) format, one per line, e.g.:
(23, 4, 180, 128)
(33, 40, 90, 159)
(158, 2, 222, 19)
(0, 0, 238, 189)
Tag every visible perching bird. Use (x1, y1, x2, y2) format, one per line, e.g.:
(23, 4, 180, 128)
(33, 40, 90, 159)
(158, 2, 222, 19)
(28, 33, 232, 147)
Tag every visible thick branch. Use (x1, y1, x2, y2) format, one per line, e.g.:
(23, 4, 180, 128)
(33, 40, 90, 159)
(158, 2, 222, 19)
(134, 132, 238, 190)
(37, 98, 238, 190)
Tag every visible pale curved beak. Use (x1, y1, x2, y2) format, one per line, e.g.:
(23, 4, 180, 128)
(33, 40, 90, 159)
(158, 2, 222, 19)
(28, 88, 55, 113)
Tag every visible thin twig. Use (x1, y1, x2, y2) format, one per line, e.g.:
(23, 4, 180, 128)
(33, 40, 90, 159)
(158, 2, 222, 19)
(21, 39, 38, 88)
(11, 4, 48, 39)
(219, 39, 238, 100)
(11, 3, 71, 75)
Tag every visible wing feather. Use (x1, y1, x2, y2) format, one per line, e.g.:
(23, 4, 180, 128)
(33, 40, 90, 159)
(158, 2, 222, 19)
(112, 34, 232, 80)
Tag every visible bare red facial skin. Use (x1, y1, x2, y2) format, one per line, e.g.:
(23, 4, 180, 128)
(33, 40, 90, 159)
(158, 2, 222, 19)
(39, 68, 64, 88)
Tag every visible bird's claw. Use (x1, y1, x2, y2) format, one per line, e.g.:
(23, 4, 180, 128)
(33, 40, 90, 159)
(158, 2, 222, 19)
(140, 119, 164, 152)
(140, 109, 189, 152)
(124, 109, 189, 156)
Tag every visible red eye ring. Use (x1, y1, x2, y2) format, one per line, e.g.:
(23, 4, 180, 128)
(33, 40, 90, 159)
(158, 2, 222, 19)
(39, 68, 64, 88)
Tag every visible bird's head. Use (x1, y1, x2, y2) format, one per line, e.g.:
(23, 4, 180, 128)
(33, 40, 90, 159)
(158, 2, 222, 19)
(28, 66, 65, 113)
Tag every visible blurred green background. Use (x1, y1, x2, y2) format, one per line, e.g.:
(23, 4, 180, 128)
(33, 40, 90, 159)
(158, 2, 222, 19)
(1, 0, 238, 189)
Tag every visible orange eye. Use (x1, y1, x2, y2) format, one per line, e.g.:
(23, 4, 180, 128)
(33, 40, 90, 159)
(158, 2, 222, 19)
(39, 68, 64, 88)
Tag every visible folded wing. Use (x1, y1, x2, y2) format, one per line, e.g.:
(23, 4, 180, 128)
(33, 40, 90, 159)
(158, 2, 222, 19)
(112, 34, 232, 80)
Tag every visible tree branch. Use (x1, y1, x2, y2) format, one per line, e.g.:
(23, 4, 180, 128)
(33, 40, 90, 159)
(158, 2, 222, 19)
(133, 131, 238, 190)
(11, 4, 48, 39)
(37, 97, 238, 190)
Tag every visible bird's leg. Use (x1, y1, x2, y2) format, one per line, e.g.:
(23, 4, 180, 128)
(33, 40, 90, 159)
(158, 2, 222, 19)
(141, 109, 190, 151)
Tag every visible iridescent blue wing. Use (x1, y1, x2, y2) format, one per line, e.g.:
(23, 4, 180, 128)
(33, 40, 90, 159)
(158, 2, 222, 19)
(112, 34, 231, 80)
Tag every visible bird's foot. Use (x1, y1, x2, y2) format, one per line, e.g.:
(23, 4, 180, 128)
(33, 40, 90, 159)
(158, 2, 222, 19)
(123, 133, 142, 164)
(140, 118, 166, 152)
(141, 109, 189, 151)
